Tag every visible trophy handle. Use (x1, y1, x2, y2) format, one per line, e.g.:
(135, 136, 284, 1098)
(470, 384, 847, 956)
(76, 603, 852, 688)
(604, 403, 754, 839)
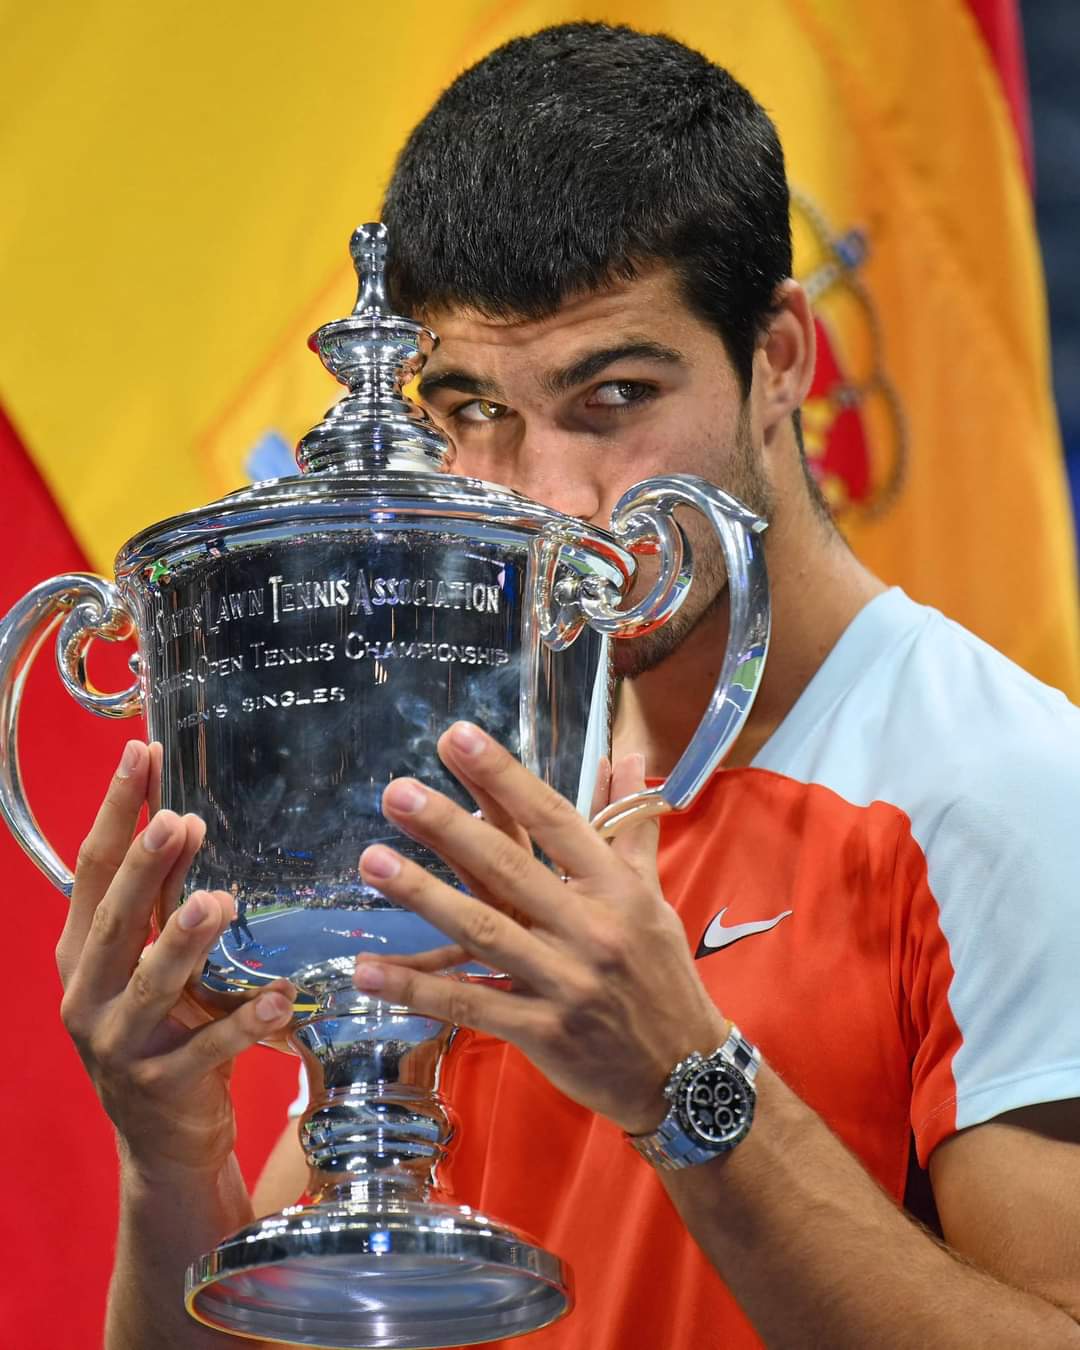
(584, 476, 770, 839)
(0, 573, 142, 896)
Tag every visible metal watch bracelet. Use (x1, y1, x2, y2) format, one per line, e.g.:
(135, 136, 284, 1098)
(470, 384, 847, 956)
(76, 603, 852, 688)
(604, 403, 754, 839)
(628, 1023, 761, 1170)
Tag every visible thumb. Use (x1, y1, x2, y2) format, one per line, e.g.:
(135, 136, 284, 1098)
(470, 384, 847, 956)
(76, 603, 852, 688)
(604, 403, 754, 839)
(606, 752, 662, 880)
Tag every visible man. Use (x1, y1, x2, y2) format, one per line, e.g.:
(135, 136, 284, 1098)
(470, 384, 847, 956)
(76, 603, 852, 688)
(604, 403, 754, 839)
(226, 882, 254, 950)
(56, 22, 1080, 1350)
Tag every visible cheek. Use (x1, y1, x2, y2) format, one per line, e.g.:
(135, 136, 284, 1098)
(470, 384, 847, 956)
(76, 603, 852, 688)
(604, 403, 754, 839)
(622, 401, 737, 481)
(444, 440, 483, 477)
(428, 425, 498, 479)
(582, 417, 722, 528)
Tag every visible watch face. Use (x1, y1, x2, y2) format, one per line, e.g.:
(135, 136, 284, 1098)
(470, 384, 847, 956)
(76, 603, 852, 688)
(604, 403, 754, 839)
(675, 1060, 754, 1148)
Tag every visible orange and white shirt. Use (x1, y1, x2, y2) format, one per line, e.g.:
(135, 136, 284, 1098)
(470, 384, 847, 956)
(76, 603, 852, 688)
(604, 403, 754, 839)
(441, 587, 1080, 1349)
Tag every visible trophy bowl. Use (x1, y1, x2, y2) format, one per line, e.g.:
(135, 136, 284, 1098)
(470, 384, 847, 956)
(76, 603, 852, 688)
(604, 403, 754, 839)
(0, 225, 769, 1348)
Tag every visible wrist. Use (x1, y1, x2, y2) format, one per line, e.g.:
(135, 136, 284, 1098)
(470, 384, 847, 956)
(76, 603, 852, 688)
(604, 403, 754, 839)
(627, 1020, 758, 1170)
(623, 1014, 733, 1137)
(120, 1145, 248, 1205)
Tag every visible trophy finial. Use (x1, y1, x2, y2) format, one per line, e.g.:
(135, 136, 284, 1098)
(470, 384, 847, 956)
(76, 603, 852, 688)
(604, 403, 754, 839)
(350, 223, 390, 315)
(296, 223, 451, 476)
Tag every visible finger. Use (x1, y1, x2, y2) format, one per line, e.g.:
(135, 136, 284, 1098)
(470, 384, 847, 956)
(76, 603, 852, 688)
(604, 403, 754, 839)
(60, 740, 151, 980)
(433, 844, 519, 916)
(353, 958, 535, 1043)
(155, 980, 295, 1088)
(111, 890, 235, 1048)
(67, 809, 191, 1001)
(424, 773, 533, 905)
(458, 778, 533, 854)
(435, 801, 536, 928)
(358, 844, 561, 993)
(380, 778, 573, 933)
(378, 942, 473, 973)
(436, 722, 610, 880)
(456, 788, 533, 900)
(156, 814, 208, 933)
(606, 752, 661, 879)
(148, 740, 163, 817)
(608, 753, 645, 798)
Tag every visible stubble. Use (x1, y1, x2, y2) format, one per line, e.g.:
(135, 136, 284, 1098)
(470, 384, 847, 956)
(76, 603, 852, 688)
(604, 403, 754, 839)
(611, 412, 771, 680)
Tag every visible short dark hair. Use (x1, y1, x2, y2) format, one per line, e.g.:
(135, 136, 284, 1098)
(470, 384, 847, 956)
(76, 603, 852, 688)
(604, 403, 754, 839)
(382, 22, 792, 393)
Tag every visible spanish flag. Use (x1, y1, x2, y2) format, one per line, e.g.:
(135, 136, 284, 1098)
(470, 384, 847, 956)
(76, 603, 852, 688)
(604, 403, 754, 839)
(1, 4, 1073, 1343)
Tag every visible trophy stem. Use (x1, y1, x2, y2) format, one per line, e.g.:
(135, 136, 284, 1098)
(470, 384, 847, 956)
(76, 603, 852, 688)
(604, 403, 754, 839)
(292, 1001, 458, 1209)
(186, 989, 571, 1348)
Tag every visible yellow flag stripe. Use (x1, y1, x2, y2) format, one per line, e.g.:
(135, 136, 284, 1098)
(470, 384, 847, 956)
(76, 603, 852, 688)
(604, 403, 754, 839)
(2, 1, 1076, 693)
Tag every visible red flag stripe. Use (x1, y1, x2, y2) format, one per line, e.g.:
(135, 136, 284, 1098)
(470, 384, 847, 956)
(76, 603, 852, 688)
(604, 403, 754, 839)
(1, 404, 296, 1347)
(965, 0, 1034, 182)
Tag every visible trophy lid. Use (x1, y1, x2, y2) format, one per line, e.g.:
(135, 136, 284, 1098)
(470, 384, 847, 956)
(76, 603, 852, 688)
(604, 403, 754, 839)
(295, 222, 452, 476)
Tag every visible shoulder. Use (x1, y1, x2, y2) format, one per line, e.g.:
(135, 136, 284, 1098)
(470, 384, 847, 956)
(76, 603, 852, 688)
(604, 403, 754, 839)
(874, 614, 1080, 1012)
(887, 604, 1080, 842)
(758, 591, 1080, 913)
(778, 591, 1080, 841)
(911, 603, 1078, 737)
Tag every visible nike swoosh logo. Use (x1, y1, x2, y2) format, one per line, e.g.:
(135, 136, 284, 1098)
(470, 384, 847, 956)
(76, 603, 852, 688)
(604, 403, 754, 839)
(696, 906, 793, 958)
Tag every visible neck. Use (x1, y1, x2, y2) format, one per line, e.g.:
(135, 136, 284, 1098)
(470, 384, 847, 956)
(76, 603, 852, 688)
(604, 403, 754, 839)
(613, 500, 886, 776)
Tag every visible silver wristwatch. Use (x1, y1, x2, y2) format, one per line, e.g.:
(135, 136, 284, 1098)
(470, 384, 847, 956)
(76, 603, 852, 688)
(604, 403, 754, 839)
(628, 1024, 761, 1169)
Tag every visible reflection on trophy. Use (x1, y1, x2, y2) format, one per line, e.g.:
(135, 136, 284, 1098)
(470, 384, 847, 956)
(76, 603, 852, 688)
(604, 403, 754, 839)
(0, 224, 769, 1348)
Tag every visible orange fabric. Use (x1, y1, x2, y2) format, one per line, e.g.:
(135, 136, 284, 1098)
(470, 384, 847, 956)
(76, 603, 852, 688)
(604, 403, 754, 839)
(442, 768, 960, 1349)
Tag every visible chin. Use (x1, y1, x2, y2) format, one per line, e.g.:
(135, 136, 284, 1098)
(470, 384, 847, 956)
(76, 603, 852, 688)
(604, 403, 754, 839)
(612, 627, 678, 680)
(611, 585, 726, 680)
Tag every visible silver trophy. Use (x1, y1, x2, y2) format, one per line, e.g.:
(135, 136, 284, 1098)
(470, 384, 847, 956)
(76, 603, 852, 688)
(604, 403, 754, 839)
(0, 224, 769, 1348)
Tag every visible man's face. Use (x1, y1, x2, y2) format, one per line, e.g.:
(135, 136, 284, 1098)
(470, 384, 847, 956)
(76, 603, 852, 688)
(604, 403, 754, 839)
(417, 265, 771, 677)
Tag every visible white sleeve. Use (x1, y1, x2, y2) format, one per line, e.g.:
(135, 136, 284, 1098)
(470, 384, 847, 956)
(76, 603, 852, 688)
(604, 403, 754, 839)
(910, 727, 1080, 1157)
(286, 1060, 309, 1119)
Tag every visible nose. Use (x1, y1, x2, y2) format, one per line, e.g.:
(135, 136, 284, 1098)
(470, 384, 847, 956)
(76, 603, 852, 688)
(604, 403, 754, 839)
(510, 430, 605, 524)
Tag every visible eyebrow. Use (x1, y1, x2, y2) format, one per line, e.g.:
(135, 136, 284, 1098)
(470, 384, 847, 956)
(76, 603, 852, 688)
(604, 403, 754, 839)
(417, 339, 685, 405)
(542, 341, 685, 396)
(416, 368, 505, 401)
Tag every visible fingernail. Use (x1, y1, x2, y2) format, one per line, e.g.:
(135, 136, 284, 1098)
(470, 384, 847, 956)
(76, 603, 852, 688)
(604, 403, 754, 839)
(362, 846, 401, 880)
(178, 892, 208, 930)
(117, 740, 142, 779)
(383, 779, 426, 814)
(354, 962, 386, 991)
(450, 722, 485, 756)
(143, 811, 176, 852)
(255, 992, 292, 1022)
(183, 815, 208, 851)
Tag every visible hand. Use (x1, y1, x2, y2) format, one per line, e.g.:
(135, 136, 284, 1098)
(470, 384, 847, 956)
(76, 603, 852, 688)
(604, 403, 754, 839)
(366, 751, 610, 977)
(56, 740, 294, 1180)
(352, 722, 727, 1135)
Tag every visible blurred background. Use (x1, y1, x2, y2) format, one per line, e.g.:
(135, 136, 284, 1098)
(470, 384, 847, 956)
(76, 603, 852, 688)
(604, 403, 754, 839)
(1027, 0, 1080, 521)
(1, 3, 1077, 1345)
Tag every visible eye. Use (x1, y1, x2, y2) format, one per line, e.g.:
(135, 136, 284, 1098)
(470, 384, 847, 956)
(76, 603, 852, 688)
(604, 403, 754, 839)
(454, 399, 510, 423)
(586, 381, 656, 409)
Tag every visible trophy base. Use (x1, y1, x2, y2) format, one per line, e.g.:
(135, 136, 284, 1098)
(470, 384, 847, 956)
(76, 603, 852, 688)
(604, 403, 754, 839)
(185, 1198, 572, 1348)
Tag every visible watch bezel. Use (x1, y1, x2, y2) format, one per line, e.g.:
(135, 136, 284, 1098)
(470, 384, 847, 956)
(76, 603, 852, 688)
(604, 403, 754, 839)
(673, 1055, 756, 1152)
(627, 1027, 760, 1169)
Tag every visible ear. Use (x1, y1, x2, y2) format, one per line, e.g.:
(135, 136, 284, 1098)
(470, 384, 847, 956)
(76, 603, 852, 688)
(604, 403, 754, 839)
(753, 280, 816, 440)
